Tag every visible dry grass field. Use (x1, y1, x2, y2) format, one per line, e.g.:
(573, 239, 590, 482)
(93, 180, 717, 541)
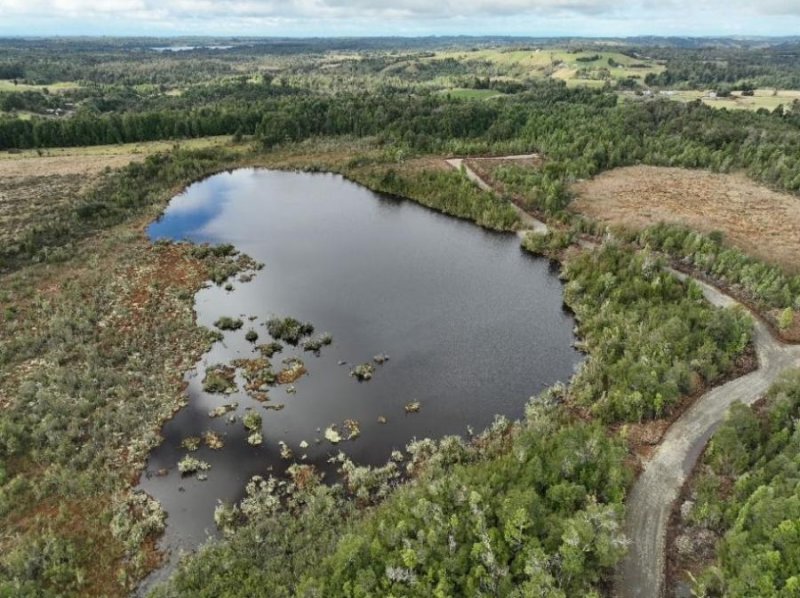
(0, 154, 141, 249)
(0, 137, 233, 249)
(571, 165, 800, 273)
(669, 89, 800, 112)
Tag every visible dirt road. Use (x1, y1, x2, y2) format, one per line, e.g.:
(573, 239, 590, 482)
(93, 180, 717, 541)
(445, 157, 548, 236)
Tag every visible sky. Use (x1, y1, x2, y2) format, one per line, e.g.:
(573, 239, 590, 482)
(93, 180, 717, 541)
(1, 0, 800, 37)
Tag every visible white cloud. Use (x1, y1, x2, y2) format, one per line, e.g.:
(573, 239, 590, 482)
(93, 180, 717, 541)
(1, 0, 800, 35)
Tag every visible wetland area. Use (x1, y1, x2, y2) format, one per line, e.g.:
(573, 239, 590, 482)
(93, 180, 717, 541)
(139, 168, 581, 573)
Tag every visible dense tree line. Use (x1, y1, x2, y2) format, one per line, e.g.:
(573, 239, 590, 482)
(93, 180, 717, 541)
(0, 83, 592, 149)
(634, 224, 800, 311)
(643, 44, 800, 90)
(0, 63, 24, 79)
(9, 83, 800, 203)
(557, 243, 752, 422)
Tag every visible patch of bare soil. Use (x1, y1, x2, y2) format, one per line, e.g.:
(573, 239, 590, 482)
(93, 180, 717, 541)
(571, 165, 800, 274)
(666, 471, 723, 598)
(395, 156, 451, 174)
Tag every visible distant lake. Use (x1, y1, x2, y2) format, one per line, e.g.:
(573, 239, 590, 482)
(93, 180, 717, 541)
(150, 45, 233, 52)
(139, 168, 581, 586)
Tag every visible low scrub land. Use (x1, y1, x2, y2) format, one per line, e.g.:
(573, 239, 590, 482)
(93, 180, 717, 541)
(0, 136, 235, 255)
(0, 153, 143, 250)
(0, 227, 242, 595)
(571, 166, 800, 273)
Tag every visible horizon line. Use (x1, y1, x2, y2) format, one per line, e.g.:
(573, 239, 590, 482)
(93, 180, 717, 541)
(2, 34, 800, 40)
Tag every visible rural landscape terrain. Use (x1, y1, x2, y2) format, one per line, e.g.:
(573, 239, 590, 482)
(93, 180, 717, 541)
(1, 33, 800, 598)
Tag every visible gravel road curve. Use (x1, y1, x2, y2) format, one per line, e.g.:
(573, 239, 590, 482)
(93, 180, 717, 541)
(618, 273, 800, 597)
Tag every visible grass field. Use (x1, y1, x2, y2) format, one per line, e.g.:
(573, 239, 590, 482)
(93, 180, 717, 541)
(0, 79, 81, 93)
(670, 88, 800, 111)
(0, 110, 35, 120)
(430, 47, 664, 87)
(0, 135, 235, 161)
(437, 87, 505, 99)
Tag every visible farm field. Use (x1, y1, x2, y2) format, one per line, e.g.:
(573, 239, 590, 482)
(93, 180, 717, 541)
(0, 80, 81, 92)
(438, 87, 505, 99)
(0, 135, 233, 163)
(670, 88, 800, 111)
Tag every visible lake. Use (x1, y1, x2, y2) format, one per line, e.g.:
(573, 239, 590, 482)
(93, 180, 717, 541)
(139, 167, 581, 583)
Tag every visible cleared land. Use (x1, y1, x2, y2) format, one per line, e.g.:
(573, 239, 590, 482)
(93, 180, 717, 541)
(669, 89, 800, 111)
(0, 79, 81, 92)
(571, 165, 800, 273)
(0, 137, 233, 249)
(437, 88, 505, 100)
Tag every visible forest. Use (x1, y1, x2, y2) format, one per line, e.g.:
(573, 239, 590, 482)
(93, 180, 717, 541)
(154, 396, 629, 597)
(1, 36, 800, 598)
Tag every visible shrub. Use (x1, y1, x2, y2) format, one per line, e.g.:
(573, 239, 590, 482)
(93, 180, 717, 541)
(265, 317, 314, 345)
(178, 455, 211, 475)
(779, 307, 794, 330)
(242, 411, 262, 432)
(563, 244, 753, 422)
(350, 363, 375, 381)
(214, 316, 243, 331)
(202, 364, 237, 394)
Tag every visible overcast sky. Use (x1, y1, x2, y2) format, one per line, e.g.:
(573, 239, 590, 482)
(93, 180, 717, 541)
(1, 0, 800, 37)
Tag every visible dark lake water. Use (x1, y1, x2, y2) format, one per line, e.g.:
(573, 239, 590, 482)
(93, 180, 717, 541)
(139, 168, 581, 583)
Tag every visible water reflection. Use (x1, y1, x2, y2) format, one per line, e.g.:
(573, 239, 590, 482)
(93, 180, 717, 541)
(139, 168, 582, 585)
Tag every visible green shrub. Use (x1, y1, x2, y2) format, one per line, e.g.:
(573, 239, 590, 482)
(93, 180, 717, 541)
(265, 317, 314, 345)
(636, 223, 800, 312)
(563, 244, 753, 422)
(242, 411, 262, 432)
(214, 316, 243, 331)
(779, 307, 794, 330)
